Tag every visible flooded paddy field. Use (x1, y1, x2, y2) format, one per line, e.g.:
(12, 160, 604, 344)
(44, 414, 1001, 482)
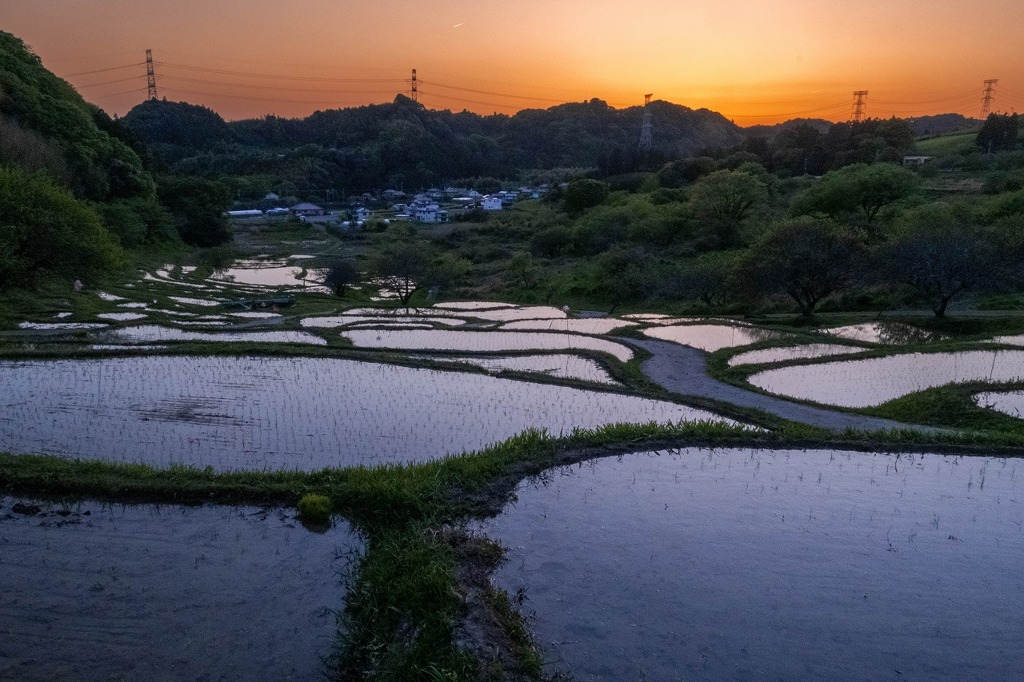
(94, 325, 326, 346)
(824, 322, 945, 345)
(0, 496, 358, 682)
(727, 343, 866, 366)
(0, 356, 728, 470)
(975, 391, 1024, 419)
(499, 318, 636, 335)
(341, 328, 635, 362)
(644, 324, 789, 352)
(484, 448, 1024, 681)
(428, 353, 619, 385)
(749, 350, 1024, 407)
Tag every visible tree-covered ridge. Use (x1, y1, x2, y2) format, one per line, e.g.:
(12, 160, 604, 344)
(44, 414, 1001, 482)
(122, 95, 745, 192)
(0, 31, 153, 202)
(0, 31, 190, 291)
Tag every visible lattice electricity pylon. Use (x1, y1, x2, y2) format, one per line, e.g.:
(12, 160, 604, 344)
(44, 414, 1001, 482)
(145, 49, 157, 100)
(852, 90, 868, 122)
(981, 79, 998, 118)
(638, 93, 653, 152)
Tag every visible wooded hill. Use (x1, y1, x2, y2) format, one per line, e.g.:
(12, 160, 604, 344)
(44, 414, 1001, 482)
(122, 95, 745, 193)
(0, 31, 180, 291)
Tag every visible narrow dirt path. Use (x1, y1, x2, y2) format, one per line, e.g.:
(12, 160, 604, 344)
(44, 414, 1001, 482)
(628, 338, 935, 432)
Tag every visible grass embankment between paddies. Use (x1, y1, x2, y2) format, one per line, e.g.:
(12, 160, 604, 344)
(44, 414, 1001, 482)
(5, 421, 1024, 680)
(865, 381, 1024, 438)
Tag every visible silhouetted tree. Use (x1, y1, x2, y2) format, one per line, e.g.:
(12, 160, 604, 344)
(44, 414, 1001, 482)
(323, 259, 359, 297)
(740, 218, 863, 317)
(976, 113, 1019, 153)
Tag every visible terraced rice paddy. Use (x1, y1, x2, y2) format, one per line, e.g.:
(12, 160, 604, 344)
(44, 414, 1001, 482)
(208, 258, 327, 290)
(974, 391, 1024, 419)
(429, 354, 619, 384)
(824, 322, 944, 345)
(748, 350, 1024, 407)
(0, 356, 729, 470)
(727, 343, 866, 366)
(341, 328, 634, 362)
(644, 324, 788, 352)
(0, 496, 357, 681)
(499, 318, 636, 335)
(94, 325, 326, 346)
(300, 315, 466, 328)
(484, 448, 1024, 681)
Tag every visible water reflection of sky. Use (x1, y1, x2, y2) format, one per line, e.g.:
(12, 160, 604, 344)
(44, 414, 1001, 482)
(727, 343, 864, 366)
(749, 350, 1024, 407)
(342, 328, 634, 362)
(1, 497, 356, 681)
(0, 356, 732, 470)
(484, 448, 1024, 681)
(644, 324, 788, 352)
(824, 322, 944, 345)
(974, 391, 1024, 419)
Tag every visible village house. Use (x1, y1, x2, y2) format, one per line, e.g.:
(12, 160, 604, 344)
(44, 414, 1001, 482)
(290, 202, 325, 217)
(413, 203, 449, 223)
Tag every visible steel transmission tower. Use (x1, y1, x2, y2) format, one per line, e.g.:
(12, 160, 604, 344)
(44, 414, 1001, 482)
(411, 68, 418, 102)
(981, 79, 998, 118)
(852, 90, 868, 122)
(145, 49, 158, 100)
(638, 93, 653, 153)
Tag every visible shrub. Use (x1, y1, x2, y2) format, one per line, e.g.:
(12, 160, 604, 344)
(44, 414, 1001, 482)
(297, 493, 332, 524)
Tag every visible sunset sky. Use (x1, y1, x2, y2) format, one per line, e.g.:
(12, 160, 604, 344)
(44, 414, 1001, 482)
(3, 0, 1023, 125)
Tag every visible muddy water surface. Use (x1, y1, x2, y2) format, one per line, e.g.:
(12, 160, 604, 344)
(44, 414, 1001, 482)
(484, 448, 1024, 681)
(0, 496, 358, 681)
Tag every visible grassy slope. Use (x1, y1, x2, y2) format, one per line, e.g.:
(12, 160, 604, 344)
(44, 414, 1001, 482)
(915, 131, 978, 156)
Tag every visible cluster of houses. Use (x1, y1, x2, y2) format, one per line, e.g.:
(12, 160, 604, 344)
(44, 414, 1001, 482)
(225, 184, 549, 227)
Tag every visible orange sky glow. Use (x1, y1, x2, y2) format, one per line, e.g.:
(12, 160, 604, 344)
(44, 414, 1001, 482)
(3, 0, 1023, 125)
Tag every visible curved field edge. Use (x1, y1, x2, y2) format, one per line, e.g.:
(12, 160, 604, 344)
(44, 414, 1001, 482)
(863, 381, 1024, 435)
(5, 423, 1024, 681)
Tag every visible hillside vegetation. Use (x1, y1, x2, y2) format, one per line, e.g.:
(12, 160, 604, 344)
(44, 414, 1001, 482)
(0, 31, 187, 291)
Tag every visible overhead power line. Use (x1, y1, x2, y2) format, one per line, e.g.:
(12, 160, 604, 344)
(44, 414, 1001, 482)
(417, 91, 521, 113)
(159, 87, 396, 106)
(77, 75, 146, 88)
(871, 93, 979, 106)
(61, 63, 144, 78)
(159, 74, 402, 95)
(418, 80, 569, 104)
(89, 87, 150, 100)
(58, 56, 1020, 121)
(157, 61, 405, 84)
(725, 102, 851, 119)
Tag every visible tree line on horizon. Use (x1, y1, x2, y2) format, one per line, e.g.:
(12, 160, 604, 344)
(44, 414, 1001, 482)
(1, 23, 1022, 318)
(118, 94, 988, 204)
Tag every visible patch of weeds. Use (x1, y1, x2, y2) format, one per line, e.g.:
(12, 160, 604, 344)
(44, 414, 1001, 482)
(297, 492, 332, 524)
(334, 523, 478, 681)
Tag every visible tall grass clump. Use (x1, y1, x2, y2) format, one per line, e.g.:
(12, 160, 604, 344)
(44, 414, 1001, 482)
(297, 493, 332, 524)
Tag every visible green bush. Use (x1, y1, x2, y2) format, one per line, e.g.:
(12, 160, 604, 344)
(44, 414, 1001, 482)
(297, 493, 332, 524)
